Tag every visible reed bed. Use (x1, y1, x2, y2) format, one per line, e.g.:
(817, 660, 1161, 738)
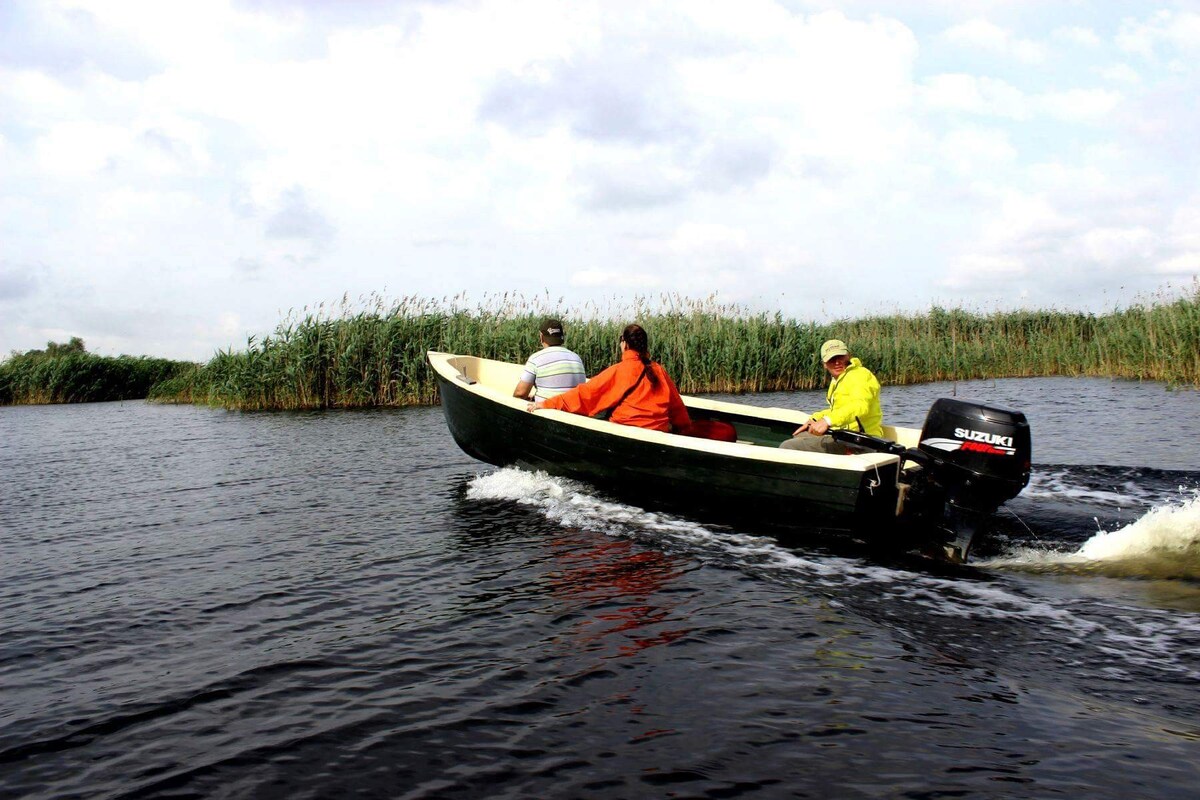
(146, 283, 1200, 411)
(0, 339, 191, 405)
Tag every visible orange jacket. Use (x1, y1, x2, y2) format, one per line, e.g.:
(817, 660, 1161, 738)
(541, 349, 692, 432)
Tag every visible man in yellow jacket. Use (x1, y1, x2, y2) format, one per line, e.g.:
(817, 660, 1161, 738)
(781, 338, 883, 454)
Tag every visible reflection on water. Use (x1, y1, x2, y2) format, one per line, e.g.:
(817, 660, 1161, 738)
(545, 535, 691, 659)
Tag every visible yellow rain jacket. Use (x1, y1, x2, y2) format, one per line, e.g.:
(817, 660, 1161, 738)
(810, 358, 883, 437)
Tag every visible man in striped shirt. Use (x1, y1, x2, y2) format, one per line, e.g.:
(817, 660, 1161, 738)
(513, 318, 587, 404)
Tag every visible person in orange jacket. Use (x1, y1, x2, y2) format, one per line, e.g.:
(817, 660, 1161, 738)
(529, 323, 692, 433)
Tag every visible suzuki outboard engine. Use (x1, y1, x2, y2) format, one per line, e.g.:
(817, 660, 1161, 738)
(917, 398, 1031, 561)
(831, 397, 1031, 562)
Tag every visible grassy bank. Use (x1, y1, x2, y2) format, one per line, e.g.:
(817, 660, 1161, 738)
(149, 286, 1200, 411)
(0, 338, 193, 405)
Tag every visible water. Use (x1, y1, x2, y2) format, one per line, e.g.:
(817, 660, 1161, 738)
(1, 377, 1198, 798)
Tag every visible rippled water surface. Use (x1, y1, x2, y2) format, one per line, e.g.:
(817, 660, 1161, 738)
(2, 378, 1198, 798)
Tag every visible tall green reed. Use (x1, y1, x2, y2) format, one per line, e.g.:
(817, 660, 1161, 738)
(0, 340, 191, 405)
(150, 282, 1200, 411)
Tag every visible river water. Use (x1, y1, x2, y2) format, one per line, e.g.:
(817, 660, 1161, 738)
(1, 377, 1198, 798)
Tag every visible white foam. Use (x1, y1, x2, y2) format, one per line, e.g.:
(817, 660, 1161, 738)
(1024, 467, 1198, 510)
(467, 468, 715, 541)
(467, 468, 867, 578)
(1077, 494, 1200, 561)
(1023, 469, 1146, 507)
(987, 493, 1200, 568)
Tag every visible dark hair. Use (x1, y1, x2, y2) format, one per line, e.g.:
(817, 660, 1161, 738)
(620, 323, 659, 387)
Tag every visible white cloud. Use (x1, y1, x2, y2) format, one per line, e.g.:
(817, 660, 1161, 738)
(1054, 26, 1102, 48)
(760, 250, 812, 277)
(944, 18, 1008, 51)
(1009, 38, 1049, 65)
(1097, 63, 1141, 85)
(1166, 200, 1200, 253)
(922, 76, 1120, 123)
(942, 18, 1047, 64)
(660, 222, 750, 257)
(986, 193, 1079, 250)
(940, 192, 1076, 292)
(2, 67, 86, 122)
(0, 263, 41, 301)
(1076, 226, 1157, 265)
(672, 10, 920, 162)
(1117, 10, 1200, 60)
(939, 183, 1200, 302)
(213, 312, 244, 342)
(941, 254, 1027, 289)
(1038, 88, 1122, 122)
(573, 148, 691, 212)
(940, 127, 1017, 176)
(1155, 253, 1200, 275)
(33, 120, 127, 176)
(1023, 161, 1113, 200)
(921, 74, 1029, 119)
(570, 269, 662, 289)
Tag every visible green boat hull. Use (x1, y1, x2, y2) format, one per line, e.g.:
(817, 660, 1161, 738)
(435, 370, 900, 531)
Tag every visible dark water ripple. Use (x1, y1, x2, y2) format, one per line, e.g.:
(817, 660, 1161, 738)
(2, 379, 1200, 798)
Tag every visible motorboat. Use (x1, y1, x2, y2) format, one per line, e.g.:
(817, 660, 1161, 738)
(428, 351, 1031, 561)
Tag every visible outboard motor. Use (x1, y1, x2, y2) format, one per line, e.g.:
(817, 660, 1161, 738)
(916, 398, 1031, 561)
(831, 397, 1031, 562)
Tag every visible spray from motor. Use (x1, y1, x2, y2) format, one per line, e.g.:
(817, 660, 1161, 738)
(982, 492, 1200, 580)
(1077, 494, 1200, 561)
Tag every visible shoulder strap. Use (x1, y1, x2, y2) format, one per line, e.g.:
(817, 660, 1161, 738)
(598, 364, 649, 419)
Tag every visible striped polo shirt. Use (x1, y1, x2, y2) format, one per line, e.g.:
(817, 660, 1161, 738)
(520, 346, 586, 399)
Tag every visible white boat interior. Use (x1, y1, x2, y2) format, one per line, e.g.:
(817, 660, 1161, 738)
(429, 352, 918, 471)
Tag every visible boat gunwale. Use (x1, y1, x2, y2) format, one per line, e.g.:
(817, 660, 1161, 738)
(428, 351, 904, 475)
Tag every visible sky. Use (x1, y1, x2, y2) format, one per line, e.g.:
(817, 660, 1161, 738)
(1, 0, 1199, 362)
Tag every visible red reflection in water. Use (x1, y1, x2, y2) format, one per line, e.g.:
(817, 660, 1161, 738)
(547, 535, 691, 659)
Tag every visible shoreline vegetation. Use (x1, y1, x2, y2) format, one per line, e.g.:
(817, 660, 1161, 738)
(0, 338, 190, 406)
(3, 287, 1199, 410)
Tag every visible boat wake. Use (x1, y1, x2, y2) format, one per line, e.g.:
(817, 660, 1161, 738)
(982, 493, 1200, 581)
(1024, 464, 1198, 509)
(465, 467, 1200, 694)
(464, 469, 946, 591)
(465, 468, 828, 574)
(973, 464, 1200, 580)
(467, 465, 1200, 582)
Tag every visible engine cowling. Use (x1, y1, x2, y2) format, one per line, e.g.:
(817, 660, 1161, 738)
(918, 397, 1031, 512)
